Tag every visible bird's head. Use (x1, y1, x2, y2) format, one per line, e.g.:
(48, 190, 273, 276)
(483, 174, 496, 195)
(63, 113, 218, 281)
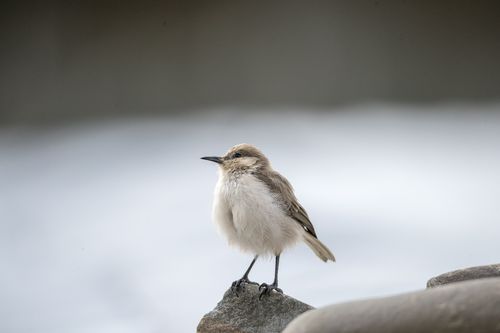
(201, 143, 270, 173)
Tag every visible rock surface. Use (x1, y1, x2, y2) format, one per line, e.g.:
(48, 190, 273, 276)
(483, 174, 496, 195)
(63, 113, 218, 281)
(197, 284, 313, 333)
(284, 277, 500, 333)
(427, 263, 500, 288)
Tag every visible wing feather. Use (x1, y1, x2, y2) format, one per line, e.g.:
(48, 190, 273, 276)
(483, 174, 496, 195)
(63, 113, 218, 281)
(253, 170, 318, 238)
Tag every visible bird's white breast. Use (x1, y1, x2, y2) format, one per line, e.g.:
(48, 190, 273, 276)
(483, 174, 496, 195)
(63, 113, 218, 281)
(212, 170, 301, 255)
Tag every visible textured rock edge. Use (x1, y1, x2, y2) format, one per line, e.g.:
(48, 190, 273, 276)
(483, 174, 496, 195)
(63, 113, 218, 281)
(197, 284, 314, 333)
(427, 263, 500, 288)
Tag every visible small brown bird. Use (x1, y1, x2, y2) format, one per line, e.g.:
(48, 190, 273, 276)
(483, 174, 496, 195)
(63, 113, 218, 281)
(202, 144, 335, 297)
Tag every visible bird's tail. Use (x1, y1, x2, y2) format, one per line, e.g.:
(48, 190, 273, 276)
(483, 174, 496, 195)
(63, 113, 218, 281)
(303, 232, 336, 262)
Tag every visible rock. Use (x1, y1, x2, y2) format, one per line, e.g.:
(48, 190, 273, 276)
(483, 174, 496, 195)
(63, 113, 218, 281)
(427, 263, 500, 288)
(284, 278, 500, 333)
(197, 284, 313, 333)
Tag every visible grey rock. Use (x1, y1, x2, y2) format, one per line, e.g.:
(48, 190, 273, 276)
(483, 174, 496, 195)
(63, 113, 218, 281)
(197, 284, 313, 333)
(427, 263, 500, 288)
(284, 278, 500, 333)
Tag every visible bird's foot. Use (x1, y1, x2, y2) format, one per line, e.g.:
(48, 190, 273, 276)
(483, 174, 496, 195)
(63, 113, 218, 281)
(231, 277, 258, 295)
(259, 282, 283, 299)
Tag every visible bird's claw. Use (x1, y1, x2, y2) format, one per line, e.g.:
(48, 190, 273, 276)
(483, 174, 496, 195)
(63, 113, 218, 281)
(258, 282, 283, 299)
(231, 278, 258, 296)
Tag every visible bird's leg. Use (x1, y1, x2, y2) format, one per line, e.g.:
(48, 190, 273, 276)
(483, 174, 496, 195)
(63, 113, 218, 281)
(259, 255, 283, 299)
(231, 255, 259, 292)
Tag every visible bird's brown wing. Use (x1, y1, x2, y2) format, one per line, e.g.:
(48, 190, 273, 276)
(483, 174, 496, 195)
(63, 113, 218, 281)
(253, 169, 318, 238)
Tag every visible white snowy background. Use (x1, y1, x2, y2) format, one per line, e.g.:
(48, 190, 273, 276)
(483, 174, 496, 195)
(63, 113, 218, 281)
(1, 105, 500, 332)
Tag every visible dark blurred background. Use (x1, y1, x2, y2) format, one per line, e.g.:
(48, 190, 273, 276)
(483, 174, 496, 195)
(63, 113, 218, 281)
(1, 0, 500, 123)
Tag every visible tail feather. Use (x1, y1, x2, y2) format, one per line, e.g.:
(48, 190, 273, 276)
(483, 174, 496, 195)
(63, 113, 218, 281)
(303, 232, 336, 262)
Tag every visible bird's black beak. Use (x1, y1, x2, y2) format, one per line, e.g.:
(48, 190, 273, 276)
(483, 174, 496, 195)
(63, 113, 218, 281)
(201, 156, 223, 164)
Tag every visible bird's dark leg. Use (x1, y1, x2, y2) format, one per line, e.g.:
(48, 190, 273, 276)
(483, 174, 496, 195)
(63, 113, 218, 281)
(231, 255, 259, 293)
(259, 255, 283, 299)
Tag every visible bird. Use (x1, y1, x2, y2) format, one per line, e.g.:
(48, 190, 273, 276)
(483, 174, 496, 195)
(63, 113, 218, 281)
(201, 143, 335, 298)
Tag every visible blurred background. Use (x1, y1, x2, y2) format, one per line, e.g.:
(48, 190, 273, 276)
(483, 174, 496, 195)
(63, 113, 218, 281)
(1, 1, 500, 332)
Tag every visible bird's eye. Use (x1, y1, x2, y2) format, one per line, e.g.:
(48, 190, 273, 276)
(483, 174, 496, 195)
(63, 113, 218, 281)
(233, 152, 242, 158)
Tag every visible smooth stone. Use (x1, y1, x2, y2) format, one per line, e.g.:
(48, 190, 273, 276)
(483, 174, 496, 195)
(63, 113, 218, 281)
(284, 278, 500, 333)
